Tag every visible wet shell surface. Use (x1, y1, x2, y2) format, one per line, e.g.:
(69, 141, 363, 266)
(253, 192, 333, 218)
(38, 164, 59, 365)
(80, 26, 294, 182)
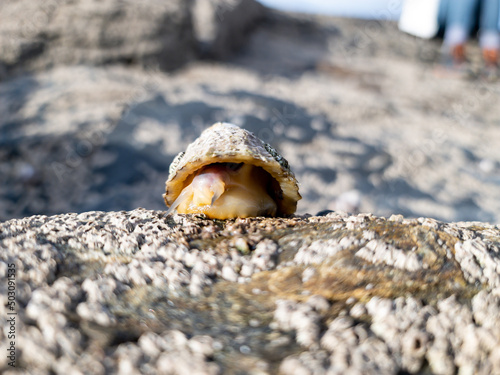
(164, 122, 301, 219)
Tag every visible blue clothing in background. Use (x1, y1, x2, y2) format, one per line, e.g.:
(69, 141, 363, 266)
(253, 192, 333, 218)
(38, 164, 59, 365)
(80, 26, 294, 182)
(481, 0, 500, 32)
(439, 0, 500, 31)
(439, 0, 500, 48)
(439, 0, 478, 34)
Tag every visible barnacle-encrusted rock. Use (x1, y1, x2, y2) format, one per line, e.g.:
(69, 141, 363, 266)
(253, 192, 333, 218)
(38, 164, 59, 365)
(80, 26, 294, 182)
(164, 122, 301, 219)
(1, 209, 500, 374)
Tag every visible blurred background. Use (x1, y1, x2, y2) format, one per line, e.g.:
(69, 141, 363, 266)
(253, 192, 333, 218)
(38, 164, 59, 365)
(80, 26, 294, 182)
(259, 0, 401, 19)
(1, 0, 499, 223)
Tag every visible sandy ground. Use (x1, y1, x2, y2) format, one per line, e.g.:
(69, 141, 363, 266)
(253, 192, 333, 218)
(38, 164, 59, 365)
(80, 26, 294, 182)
(1, 13, 499, 224)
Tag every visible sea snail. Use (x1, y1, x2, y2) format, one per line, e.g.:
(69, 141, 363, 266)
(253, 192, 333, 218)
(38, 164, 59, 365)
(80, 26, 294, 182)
(164, 122, 301, 219)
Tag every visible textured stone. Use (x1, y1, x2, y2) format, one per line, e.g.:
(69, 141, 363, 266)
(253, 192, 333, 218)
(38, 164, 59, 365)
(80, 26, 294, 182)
(1, 209, 500, 373)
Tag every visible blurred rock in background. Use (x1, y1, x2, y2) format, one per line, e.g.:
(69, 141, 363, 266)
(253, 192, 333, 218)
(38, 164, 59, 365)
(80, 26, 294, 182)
(193, 0, 266, 58)
(1, 0, 500, 224)
(0, 0, 265, 76)
(0, 0, 195, 74)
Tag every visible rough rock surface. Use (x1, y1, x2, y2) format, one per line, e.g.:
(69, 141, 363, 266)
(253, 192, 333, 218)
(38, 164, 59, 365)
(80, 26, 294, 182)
(1, 209, 500, 374)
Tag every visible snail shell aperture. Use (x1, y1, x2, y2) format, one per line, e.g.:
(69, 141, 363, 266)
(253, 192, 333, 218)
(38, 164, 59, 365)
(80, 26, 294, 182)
(163, 122, 301, 219)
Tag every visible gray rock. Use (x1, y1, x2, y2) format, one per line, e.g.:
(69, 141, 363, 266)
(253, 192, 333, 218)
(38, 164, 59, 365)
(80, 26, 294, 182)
(192, 0, 266, 58)
(0, 0, 196, 74)
(0, 0, 266, 76)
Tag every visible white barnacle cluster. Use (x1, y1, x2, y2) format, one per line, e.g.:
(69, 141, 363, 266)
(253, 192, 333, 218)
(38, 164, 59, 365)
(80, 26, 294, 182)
(455, 238, 500, 291)
(364, 297, 433, 373)
(344, 214, 372, 230)
(293, 237, 359, 265)
(320, 316, 396, 373)
(357, 293, 500, 375)
(102, 244, 219, 296)
(275, 298, 397, 374)
(95, 220, 283, 296)
(22, 278, 86, 365)
(251, 238, 280, 271)
(76, 278, 120, 327)
(114, 330, 220, 375)
(273, 296, 330, 349)
(276, 292, 500, 375)
(4, 205, 500, 374)
(355, 239, 422, 272)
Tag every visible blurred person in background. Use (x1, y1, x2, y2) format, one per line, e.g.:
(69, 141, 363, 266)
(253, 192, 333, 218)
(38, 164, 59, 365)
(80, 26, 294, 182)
(439, 0, 500, 73)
